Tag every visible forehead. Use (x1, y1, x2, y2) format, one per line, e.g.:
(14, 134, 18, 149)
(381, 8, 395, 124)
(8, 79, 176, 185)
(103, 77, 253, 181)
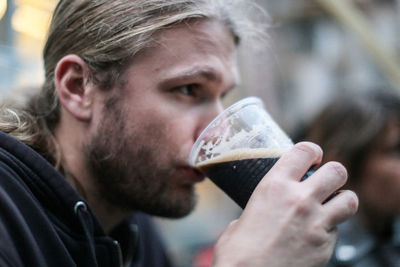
(155, 18, 236, 50)
(131, 18, 237, 67)
(115, 18, 239, 91)
(371, 117, 400, 149)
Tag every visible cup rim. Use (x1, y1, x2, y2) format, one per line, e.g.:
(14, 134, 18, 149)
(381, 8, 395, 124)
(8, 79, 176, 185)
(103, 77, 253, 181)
(188, 96, 264, 166)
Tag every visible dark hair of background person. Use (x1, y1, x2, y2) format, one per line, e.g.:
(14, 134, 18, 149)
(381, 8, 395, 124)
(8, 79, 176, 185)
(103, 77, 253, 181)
(302, 89, 400, 186)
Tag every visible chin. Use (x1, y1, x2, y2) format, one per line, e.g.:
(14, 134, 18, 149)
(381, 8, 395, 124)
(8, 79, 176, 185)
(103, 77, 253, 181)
(146, 192, 198, 218)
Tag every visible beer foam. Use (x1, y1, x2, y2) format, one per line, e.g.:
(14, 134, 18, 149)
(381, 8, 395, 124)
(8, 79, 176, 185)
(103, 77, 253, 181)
(193, 122, 293, 165)
(196, 147, 289, 167)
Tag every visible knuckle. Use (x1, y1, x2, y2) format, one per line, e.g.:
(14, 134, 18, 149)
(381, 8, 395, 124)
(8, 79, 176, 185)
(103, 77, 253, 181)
(291, 190, 313, 215)
(307, 228, 327, 246)
(324, 161, 348, 186)
(343, 190, 359, 214)
(253, 178, 286, 202)
(327, 161, 347, 178)
(258, 175, 284, 191)
(307, 231, 337, 263)
(294, 142, 323, 159)
(295, 203, 311, 217)
(307, 220, 336, 247)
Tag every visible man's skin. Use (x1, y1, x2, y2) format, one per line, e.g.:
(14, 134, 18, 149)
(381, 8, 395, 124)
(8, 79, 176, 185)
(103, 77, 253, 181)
(52, 18, 358, 267)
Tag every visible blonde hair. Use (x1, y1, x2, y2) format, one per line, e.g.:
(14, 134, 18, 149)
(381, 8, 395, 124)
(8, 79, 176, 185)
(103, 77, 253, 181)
(3, 0, 266, 168)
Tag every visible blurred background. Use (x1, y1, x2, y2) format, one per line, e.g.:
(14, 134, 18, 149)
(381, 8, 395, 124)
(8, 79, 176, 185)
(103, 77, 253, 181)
(0, 0, 399, 266)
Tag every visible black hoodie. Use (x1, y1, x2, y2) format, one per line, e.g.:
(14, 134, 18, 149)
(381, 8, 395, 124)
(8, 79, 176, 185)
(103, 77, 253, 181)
(0, 132, 171, 267)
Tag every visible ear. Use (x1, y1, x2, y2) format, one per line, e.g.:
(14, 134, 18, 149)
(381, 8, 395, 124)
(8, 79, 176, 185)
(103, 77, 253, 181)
(55, 54, 94, 121)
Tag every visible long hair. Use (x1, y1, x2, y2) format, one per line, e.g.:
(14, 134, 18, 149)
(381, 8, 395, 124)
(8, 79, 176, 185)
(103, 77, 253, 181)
(2, 0, 265, 169)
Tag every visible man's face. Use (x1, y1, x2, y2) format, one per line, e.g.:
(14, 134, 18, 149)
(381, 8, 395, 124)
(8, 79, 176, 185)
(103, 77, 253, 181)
(85, 19, 238, 218)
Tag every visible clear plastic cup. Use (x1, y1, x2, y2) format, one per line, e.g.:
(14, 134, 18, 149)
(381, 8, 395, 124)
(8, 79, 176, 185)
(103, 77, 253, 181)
(189, 97, 312, 208)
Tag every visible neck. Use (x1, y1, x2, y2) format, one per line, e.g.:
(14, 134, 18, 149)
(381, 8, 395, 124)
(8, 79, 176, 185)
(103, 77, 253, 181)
(65, 172, 132, 233)
(54, 113, 130, 233)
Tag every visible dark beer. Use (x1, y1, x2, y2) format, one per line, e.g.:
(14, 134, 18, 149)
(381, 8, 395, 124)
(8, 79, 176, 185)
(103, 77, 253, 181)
(196, 148, 316, 209)
(196, 148, 286, 209)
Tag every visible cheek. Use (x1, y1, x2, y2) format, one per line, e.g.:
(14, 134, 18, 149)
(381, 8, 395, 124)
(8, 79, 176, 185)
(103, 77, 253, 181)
(166, 116, 198, 150)
(136, 111, 196, 158)
(360, 158, 400, 212)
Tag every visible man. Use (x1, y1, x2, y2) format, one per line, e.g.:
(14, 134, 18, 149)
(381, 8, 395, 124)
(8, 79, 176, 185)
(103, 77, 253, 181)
(0, 0, 358, 266)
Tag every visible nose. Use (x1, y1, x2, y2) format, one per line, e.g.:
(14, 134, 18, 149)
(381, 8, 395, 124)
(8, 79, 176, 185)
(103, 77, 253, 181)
(193, 100, 225, 141)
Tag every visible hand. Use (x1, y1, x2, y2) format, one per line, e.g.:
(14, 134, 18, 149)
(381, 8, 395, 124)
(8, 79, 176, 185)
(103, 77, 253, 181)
(211, 142, 358, 267)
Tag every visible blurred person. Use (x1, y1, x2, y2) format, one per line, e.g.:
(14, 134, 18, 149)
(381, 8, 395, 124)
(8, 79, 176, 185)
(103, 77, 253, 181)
(304, 89, 400, 266)
(0, 0, 358, 266)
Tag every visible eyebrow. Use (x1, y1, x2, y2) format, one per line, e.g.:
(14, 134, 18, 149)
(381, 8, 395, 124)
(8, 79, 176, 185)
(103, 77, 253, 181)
(165, 67, 220, 84)
(160, 67, 238, 90)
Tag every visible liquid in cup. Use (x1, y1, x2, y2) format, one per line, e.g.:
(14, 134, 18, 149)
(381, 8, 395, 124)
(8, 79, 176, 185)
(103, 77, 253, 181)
(189, 97, 314, 209)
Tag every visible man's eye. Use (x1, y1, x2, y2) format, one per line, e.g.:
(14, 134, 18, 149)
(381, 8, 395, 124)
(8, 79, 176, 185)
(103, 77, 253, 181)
(176, 84, 197, 96)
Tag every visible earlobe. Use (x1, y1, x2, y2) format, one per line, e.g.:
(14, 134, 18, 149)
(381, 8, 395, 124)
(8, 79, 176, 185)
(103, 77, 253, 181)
(55, 54, 93, 121)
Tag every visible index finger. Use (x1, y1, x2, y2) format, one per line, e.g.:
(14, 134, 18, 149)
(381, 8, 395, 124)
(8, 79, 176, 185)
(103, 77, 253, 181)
(268, 142, 323, 182)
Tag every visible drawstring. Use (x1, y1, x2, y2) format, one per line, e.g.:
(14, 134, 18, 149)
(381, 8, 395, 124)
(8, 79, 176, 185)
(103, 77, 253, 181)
(123, 224, 139, 267)
(74, 201, 99, 267)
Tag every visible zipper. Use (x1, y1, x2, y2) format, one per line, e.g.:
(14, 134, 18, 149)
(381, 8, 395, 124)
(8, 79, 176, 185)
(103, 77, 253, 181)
(113, 240, 123, 267)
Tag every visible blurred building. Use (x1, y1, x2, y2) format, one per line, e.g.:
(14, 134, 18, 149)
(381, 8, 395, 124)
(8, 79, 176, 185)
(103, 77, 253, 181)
(1, 1, 400, 267)
(0, 0, 56, 96)
(253, 0, 400, 136)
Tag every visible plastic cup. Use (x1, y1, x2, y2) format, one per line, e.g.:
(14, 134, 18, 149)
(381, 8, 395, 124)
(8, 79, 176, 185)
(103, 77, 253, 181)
(189, 97, 313, 209)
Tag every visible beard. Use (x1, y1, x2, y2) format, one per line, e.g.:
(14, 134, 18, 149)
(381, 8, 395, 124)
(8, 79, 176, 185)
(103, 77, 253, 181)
(83, 98, 197, 218)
